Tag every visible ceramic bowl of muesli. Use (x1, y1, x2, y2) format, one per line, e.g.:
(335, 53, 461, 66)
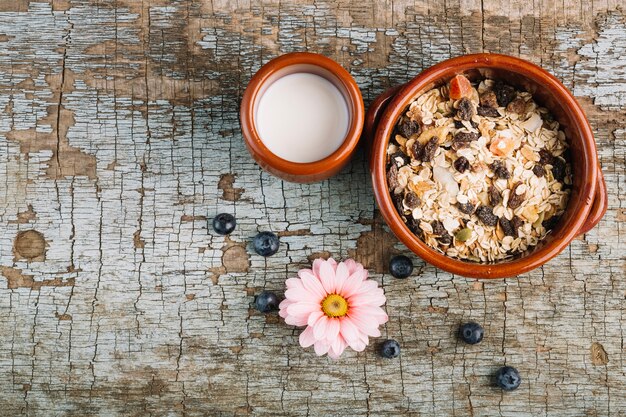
(366, 53, 607, 279)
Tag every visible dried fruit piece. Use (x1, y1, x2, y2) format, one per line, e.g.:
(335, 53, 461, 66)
(454, 156, 470, 173)
(438, 233, 453, 245)
(542, 215, 560, 230)
(390, 151, 410, 168)
(421, 136, 439, 162)
(404, 191, 421, 209)
(477, 106, 500, 117)
(488, 185, 502, 206)
(452, 131, 479, 150)
(397, 118, 421, 139)
(392, 193, 405, 214)
(455, 228, 472, 242)
(449, 74, 473, 99)
(538, 149, 554, 165)
(532, 164, 545, 177)
(506, 97, 526, 114)
(457, 202, 475, 214)
(499, 217, 516, 237)
(489, 160, 511, 179)
(479, 91, 498, 108)
(431, 221, 446, 237)
(456, 97, 474, 121)
(494, 81, 516, 107)
(387, 163, 399, 190)
(550, 157, 567, 181)
(508, 182, 526, 209)
(510, 216, 523, 234)
(489, 134, 516, 157)
(476, 206, 498, 227)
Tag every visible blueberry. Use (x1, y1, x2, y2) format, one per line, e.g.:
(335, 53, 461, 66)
(459, 322, 484, 345)
(212, 213, 236, 235)
(255, 291, 279, 313)
(253, 231, 280, 257)
(380, 339, 401, 358)
(389, 255, 413, 278)
(495, 366, 522, 391)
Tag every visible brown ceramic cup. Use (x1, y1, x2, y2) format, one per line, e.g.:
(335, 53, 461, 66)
(366, 53, 608, 279)
(240, 52, 364, 183)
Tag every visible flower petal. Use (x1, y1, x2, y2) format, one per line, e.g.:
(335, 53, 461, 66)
(312, 259, 324, 277)
(285, 314, 308, 327)
(313, 315, 330, 340)
(348, 292, 386, 307)
(339, 317, 360, 343)
(286, 277, 304, 290)
(287, 302, 319, 317)
(341, 271, 368, 298)
(328, 335, 347, 359)
(351, 305, 389, 325)
(299, 270, 327, 299)
(299, 326, 316, 348)
(278, 299, 293, 318)
(285, 287, 315, 302)
(325, 318, 340, 342)
(307, 310, 324, 327)
(343, 259, 358, 275)
(319, 261, 336, 294)
(334, 262, 350, 294)
(314, 340, 330, 356)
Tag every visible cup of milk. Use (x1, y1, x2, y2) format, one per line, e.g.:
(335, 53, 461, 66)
(240, 52, 364, 183)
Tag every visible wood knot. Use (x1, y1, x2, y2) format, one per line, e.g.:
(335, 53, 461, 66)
(590, 342, 609, 365)
(13, 230, 46, 261)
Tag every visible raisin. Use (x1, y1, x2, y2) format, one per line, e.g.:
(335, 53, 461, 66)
(387, 163, 399, 190)
(408, 217, 423, 235)
(420, 136, 439, 162)
(542, 215, 560, 231)
(404, 191, 421, 210)
(452, 131, 479, 150)
(454, 120, 464, 129)
(454, 156, 470, 173)
(392, 192, 405, 214)
(499, 217, 516, 237)
(494, 81, 516, 107)
(390, 151, 410, 168)
(510, 215, 523, 232)
(490, 160, 511, 179)
(438, 233, 453, 245)
(532, 164, 546, 177)
(456, 97, 474, 121)
(488, 185, 502, 206)
(538, 149, 554, 166)
(397, 118, 421, 139)
(551, 157, 567, 181)
(506, 97, 526, 114)
(457, 202, 475, 214)
(476, 206, 498, 227)
(508, 183, 526, 209)
(480, 90, 499, 108)
(431, 221, 446, 237)
(477, 106, 500, 117)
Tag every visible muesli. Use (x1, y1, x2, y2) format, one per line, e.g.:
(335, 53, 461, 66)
(386, 75, 572, 262)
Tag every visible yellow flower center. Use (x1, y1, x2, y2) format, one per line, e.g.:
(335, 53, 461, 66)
(321, 294, 348, 318)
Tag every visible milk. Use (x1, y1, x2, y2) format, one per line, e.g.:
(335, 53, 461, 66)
(255, 73, 350, 163)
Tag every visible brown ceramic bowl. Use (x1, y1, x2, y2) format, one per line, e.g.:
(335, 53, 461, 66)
(366, 53, 608, 279)
(240, 52, 364, 183)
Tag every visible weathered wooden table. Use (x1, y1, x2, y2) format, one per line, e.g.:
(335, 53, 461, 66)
(0, 1, 624, 415)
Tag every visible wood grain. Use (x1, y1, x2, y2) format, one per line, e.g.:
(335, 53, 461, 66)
(0, 1, 624, 415)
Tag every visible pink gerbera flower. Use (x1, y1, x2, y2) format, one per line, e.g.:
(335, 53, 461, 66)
(279, 258, 388, 359)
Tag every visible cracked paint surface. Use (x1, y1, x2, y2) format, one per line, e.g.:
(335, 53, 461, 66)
(0, 1, 624, 415)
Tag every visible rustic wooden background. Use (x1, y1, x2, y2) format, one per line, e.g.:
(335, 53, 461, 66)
(0, 0, 624, 415)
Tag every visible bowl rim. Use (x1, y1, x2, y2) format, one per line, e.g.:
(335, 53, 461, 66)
(240, 52, 364, 181)
(371, 53, 598, 279)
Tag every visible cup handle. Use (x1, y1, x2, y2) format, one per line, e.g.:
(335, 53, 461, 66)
(577, 167, 608, 235)
(363, 85, 404, 168)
